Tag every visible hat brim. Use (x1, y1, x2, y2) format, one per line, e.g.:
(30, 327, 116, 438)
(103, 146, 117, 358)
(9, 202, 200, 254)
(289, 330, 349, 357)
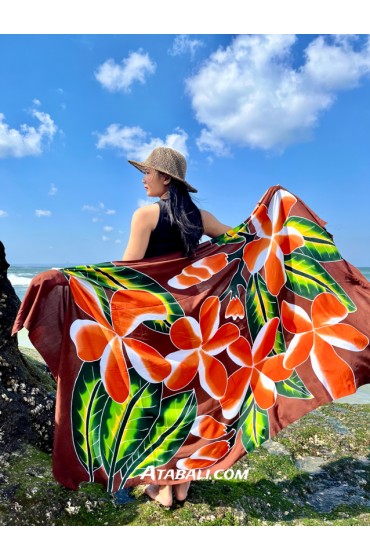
(128, 159, 198, 193)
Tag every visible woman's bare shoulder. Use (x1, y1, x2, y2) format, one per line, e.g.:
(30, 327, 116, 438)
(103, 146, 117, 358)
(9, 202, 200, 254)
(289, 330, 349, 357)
(132, 203, 160, 227)
(133, 203, 158, 216)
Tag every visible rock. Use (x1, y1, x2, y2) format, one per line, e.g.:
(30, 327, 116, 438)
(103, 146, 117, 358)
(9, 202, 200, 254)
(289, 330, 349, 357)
(0, 241, 56, 455)
(295, 456, 327, 474)
(304, 481, 370, 513)
(262, 440, 291, 456)
(309, 410, 349, 435)
(354, 456, 370, 466)
(0, 242, 21, 357)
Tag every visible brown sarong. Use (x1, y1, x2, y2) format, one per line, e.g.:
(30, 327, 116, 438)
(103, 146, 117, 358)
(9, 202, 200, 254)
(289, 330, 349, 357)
(12, 186, 370, 493)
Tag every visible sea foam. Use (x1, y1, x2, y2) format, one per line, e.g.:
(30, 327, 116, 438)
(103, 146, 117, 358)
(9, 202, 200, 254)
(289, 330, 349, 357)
(8, 274, 32, 287)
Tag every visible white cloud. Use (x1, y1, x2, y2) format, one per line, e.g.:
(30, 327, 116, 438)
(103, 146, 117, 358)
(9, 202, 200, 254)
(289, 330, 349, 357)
(95, 50, 156, 93)
(96, 125, 189, 159)
(115, 239, 122, 244)
(196, 129, 229, 156)
(0, 210, 8, 218)
(304, 35, 370, 90)
(84, 203, 113, 224)
(169, 35, 204, 57)
(104, 226, 113, 232)
(32, 98, 41, 106)
(186, 34, 370, 153)
(48, 183, 57, 196)
(35, 209, 52, 217)
(102, 235, 110, 241)
(137, 198, 152, 207)
(82, 202, 104, 212)
(0, 109, 57, 158)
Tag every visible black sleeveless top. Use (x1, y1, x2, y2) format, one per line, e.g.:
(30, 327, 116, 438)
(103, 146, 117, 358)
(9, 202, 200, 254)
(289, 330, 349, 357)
(144, 200, 201, 258)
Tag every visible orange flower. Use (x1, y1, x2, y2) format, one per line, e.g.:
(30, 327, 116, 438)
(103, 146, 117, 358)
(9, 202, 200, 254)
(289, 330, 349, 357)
(243, 190, 304, 296)
(225, 295, 245, 320)
(281, 293, 369, 399)
(176, 440, 230, 470)
(220, 317, 293, 417)
(165, 296, 240, 399)
(167, 253, 228, 289)
(190, 415, 228, 440)
(176, 414, 234, 470)
(69, 277, 171, 403)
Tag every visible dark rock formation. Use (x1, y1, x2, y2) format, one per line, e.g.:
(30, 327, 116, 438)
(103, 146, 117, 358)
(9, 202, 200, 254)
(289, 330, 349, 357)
(0, 241, 55, 456)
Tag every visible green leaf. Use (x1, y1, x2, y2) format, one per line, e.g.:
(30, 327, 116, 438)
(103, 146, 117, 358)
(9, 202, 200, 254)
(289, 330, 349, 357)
(114, 382, 163, 473)
(126, 390, 197, 480)
(284, 252, 356, 312)
(64, 265, 119, 290)
(71, 361, 110, 480)
(276, 370, 313, 399)
(142, 319, 173, 334)
(211, 222, 250, 246)
(63, 267, 113, 326)
(238, 391, 270, 453)
(285, 216, 342, 262)
(99, 369, 161, 491)
(219, 257, 247, 302)
(246, 273, 285, 353)
(229, 259, 248, 293)
(63, 264, 184, 333)
(92, 283, 112, 326)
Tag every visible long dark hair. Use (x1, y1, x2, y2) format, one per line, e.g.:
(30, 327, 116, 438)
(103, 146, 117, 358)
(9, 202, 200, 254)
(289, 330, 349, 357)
(162, 177, 204, 257)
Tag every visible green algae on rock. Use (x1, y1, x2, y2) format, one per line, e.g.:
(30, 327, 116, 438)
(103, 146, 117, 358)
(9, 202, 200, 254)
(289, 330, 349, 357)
(0, 403, 369, 526)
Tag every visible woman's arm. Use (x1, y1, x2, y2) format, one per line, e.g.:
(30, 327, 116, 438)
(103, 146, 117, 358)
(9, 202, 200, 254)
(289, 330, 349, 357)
(121, 205, 158, 261)
(200, 210, 232, 238)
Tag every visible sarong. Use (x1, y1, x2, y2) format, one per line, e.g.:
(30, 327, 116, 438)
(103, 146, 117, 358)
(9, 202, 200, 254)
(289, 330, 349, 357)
(12, 186, 370, 493)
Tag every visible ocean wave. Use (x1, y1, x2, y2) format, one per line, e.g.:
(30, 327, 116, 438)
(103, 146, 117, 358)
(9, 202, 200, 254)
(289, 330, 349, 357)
(8, 274, 33, 287)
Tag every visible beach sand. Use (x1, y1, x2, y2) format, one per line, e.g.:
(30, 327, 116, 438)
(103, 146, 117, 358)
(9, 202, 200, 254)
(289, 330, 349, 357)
(17, 327, 35, 350)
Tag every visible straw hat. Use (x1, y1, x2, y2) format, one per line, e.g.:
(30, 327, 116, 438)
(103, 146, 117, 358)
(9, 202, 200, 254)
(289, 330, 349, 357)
(128, 147, 197, 193)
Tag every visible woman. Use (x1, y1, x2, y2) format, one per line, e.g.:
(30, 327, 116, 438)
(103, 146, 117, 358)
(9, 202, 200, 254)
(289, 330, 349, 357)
(122, 147, 231, 506)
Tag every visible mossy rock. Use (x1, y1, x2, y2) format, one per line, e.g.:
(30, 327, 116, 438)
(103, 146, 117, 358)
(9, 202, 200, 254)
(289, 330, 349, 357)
(0, 404, 369, 526)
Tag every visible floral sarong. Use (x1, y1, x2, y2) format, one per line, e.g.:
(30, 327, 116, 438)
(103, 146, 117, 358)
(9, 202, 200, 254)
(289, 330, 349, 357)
(12, 186, 370, 493)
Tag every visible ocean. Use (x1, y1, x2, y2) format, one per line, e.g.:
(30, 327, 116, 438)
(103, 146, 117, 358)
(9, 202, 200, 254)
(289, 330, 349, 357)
(8, 264, 74, 301)
(8, 264, 78, 352)
(7, 264, 370, 404)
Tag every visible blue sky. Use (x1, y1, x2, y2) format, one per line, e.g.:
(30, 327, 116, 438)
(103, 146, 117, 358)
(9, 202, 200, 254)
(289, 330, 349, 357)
(1, 33, 370, 266)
